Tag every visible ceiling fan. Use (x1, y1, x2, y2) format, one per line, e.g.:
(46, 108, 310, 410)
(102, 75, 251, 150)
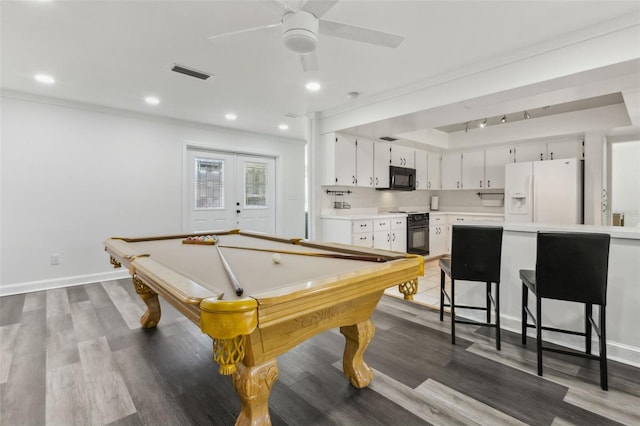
(207, 0, 405, 72)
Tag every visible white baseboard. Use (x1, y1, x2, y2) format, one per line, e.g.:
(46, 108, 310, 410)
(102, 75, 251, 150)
(0, 269, 131, 296)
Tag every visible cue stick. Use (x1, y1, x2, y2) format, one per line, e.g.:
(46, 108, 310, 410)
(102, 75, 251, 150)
(215, 245, 244, 296)
(217, 245, 389, 262)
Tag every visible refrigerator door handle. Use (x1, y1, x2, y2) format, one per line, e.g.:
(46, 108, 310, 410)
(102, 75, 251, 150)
(530, 175, 535, 222)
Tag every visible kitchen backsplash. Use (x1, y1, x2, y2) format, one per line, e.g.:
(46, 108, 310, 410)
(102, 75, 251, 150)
(320, 187, 505, 213)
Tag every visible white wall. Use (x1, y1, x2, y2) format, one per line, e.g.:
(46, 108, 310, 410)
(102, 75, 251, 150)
(0, 95, 306, 294)
(612, 140, 640, 226)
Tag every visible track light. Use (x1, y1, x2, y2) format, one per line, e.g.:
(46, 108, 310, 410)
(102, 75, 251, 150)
(500, 115, 507, 123)
(524, 111, 531, 119)
(479, 118, 487, 128)
(464, 122, 469, 132)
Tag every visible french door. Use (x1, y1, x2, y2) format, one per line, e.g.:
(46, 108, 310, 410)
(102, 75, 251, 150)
(185, 149, 276, 234)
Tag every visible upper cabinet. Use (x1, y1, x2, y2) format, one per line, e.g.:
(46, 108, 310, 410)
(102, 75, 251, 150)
(391, 145, 415, 168)
(514, 139, 582, 162)
(427, 152, 441, 190)
(440, 146, 511, 190)
(484, 145, 512, 189)
(356, 137, 374, 188)
(441, 152, 462, 189)
(461, 150, 485, 190)
(415, 150, 428, 190)
(373, 141, 391, 189)
(322, 133, 376, 187)
(322, 133, 356, 186)
(547, 139, 583, 161)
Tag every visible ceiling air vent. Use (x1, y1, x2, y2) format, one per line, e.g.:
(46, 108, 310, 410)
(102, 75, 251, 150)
(171, 64, 212, 80)
(379, 136, 397, 141)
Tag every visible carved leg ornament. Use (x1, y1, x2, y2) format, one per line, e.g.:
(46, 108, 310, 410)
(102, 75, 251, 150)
(231, 359, 279, 426)
(398, 278, 418, 301)
(340, 319, 375, 388)
(212, 335, 247, 375)
(132, 274, 161, 328)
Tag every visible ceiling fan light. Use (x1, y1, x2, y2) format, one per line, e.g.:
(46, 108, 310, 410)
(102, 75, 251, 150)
(282, 11, 319, 54)
(283, 29, 318, 53)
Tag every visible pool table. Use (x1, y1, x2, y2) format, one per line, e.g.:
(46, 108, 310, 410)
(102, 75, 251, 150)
(104, 229, 423, 426)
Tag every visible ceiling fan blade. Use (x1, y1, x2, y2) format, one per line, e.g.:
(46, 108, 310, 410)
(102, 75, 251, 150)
(301, 52, 319, 72)
(301, 0, 339, 18)
(269, 0, 296, 13)
(208, 22, 281, 41)
(319, 20, 404, 48)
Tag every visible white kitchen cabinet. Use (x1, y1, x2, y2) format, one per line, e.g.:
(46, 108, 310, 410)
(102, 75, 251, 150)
(429, 214, 448, 256)
(484, 145, 512, 189)
(513, 142, 545, 162)
(374, 141, 391, 189)
(441, 152, 462, 189)
(547, 139, 582, 160)
(415, 150, 428, 190)
(373, 217, 407, 252)
(514, 139, 582, 162)
(427, 152, 441, 190)
(356, 137, 374, 187)
(462, 150, 485, 190)
(391, 145, 415, 168)
(322, 218, 373, 248)
(322, 133, 356, 186)
(391, 217, 407, 252)
(373, 218, 391, 251)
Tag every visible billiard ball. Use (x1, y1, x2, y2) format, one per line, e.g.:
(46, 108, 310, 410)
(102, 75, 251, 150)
(272, 253, 281, 264)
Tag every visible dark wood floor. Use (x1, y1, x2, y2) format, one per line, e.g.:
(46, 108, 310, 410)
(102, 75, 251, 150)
(1, 278, 639, 425)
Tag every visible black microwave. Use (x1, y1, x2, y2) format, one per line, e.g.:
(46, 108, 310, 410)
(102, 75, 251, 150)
(389, 166, 416, 190)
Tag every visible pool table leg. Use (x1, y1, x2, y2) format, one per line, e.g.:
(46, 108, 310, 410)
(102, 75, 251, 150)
(398, 278, 418, 301)
(132, 275, 161, 328)
(231, 358, 279, 426)
(340, 319, 375, 388)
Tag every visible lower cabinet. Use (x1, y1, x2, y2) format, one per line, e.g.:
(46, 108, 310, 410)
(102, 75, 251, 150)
(322, 218, 373, 248)
(429, 225, 448, 256)
(322, 216, 407, 251)
(373, 217, 407, 252)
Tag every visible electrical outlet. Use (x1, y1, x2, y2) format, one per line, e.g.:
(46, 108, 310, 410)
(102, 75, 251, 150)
(50, 254, 61, 265)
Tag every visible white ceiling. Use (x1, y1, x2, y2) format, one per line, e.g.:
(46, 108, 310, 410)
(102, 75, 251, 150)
(1, 0, 639, 143)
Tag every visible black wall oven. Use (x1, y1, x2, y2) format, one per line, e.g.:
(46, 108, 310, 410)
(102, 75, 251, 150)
(407, 213, 429, 255)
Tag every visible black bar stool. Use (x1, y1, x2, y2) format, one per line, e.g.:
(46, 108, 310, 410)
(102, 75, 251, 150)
(439, 225, 503, 350)
(520, 232, 611, 390)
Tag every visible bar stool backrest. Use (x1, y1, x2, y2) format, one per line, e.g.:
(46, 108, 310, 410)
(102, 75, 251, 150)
(450, 225, 503, 283)
(535, 232, 610, 305)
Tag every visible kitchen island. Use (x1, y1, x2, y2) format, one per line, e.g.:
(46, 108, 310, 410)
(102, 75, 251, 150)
(455, 222, 640, 367)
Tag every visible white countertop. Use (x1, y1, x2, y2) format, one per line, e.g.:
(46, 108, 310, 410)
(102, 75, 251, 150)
(497, 222, 640, 240)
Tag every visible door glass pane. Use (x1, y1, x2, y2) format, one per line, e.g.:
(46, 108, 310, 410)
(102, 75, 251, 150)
(195, 158, 224, 209)
(244, 162, 267, 207)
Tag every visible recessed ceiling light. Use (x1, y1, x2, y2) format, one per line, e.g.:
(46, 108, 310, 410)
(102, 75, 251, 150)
(479, 118, 487, 128)
(305, 81, 321, 92)
(34, 74, 55, 85)
(278, 124, 289, 130)
(225, 113, 237, 120)
(145, 96, 160, 105)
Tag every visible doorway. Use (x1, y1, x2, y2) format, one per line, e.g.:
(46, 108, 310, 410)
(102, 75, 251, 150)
(184, 148, 276, 234)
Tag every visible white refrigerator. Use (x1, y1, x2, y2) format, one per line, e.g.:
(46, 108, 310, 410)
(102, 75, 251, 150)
(505, 158, 583, 224)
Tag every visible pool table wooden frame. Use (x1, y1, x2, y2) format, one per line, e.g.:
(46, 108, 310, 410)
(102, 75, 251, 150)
(105, 229, 423, 426)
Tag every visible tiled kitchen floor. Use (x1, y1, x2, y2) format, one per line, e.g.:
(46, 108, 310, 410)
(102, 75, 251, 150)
(384, 258, 450, 309)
